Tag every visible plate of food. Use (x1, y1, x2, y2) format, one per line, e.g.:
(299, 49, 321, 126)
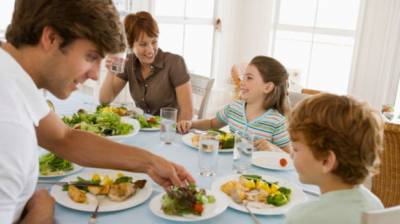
(62, 109, 140, 140)
(182, 130, 235, 153)
(39, 152, 83, 178)
(50, 171, 152, 212)
(135, 115, 161, 131)
(252, 151, 294, 171)
(149, 184, 228, 222)
(211, 174, 306, 215)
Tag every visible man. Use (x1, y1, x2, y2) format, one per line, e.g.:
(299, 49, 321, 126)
(0, 1, 194, 223)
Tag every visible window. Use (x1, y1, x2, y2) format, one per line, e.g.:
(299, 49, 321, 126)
(271, 0, 362, 94)
(0, 0, 14, 40)
(151, 0, 216, 77)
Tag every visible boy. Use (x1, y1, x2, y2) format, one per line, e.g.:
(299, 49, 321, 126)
(285, 93, 384, 224)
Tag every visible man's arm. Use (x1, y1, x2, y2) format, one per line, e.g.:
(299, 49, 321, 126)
(19, 189, 55, 224)
(36, 112, 194, 188)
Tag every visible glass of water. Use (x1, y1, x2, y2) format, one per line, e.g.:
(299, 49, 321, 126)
(198, 131, 220, 177)
(233, 131, 254, 174)
(160, 107, 178, 144)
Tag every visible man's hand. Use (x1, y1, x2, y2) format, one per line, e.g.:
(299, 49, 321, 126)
(146, 155, 195, 189)
(20, 189, 55, 224)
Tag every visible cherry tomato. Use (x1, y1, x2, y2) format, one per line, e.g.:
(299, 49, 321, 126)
(280, 158, 288, 167)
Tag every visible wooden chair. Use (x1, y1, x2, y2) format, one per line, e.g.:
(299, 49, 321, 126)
(301, 88, 322, 95)
(190, 74, 214, 119)
(362, 205, 400, 224)
(371, 122, 400, 207)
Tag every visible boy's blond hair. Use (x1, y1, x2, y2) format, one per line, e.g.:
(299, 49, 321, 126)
(289, 93, 384, 185)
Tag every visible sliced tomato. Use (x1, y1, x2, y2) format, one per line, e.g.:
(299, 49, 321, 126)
(194, 203, 204, 214)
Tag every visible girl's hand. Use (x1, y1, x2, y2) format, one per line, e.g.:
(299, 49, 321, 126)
(254, 139, 280, 151)
(176, 120, 192, 134)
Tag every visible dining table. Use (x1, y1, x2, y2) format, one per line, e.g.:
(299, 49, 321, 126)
(38, 91, 319, 224)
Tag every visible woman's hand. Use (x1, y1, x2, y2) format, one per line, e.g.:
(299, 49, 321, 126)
(176, 120, 192, 134)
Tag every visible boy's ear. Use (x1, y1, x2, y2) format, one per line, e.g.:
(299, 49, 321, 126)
(264, 82, 275, 94)
(321, 150, 337, 173)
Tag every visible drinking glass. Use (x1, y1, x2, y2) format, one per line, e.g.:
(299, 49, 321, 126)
(160, 107, 178, 144)
(110, 24, 129, 74)
(232, 131, 254, 174)
(110, 51, 127, 74)
(198, 131, 220, 176)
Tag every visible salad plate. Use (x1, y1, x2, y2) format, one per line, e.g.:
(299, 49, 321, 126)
(50, 171, 152, 212)
(149, 188, 228, 222)
(252, 151, 295, 171)
(211, 174, 306, 215)
(182, 132, 234, 153)
(135, 115, 161, 131)
(107, 117, 140, 141)
(38, 151, 83, 178)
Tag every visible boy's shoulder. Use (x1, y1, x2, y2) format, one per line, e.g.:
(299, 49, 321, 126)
(285, 186, 383, 224)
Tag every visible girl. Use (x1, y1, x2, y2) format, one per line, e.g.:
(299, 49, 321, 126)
(177, 56, 291, 152)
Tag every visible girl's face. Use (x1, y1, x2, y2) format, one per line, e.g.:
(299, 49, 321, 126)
(240, 64, 273, 103)
(133, 32, 158, 66)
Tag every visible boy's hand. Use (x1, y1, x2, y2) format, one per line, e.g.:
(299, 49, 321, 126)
(176, 120, 192, 134)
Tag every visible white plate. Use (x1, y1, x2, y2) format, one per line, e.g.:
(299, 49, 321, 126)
(149, 189, 228, 222)
(107, 117, 140, 141)
(39, 163, 83, 178)
(181, 132, 233, 153)
(211, 174, 307, 215)
(50, 171, 152, 212)
(141, 126, 160, 132)
(252, 151, 294, 171)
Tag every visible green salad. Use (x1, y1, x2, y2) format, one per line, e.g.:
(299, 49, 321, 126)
(161, 184, 215, 216)
(135, 115, 161, 128)
(39, 152, 73, 176)
(62, 109, 133, 136)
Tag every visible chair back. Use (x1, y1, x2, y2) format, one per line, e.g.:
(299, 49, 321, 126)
(362, 205, 400, 224)
(371, 122, 400, 207)
(190, 74, 214, 119)
(288, 91, 310, 108)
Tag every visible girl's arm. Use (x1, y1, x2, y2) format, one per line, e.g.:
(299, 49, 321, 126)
(177, 117, 226, 134)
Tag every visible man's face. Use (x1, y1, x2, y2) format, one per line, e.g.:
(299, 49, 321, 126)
(43, 38, 102, 99)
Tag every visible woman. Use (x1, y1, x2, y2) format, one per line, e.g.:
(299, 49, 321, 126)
(99, 11, 193, 121)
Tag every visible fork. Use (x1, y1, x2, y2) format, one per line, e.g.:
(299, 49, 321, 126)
(88, 203, 99, 224)
(243, 202, 262, 224)
(88, 195, 104, 224)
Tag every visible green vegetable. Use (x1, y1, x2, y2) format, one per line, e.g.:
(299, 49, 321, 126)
(62, 110, 133, 136)
(39, 152, 73, 175)
(267, 193, 289, 206)
(136, 115, 160, 128)
(278, 187, 292, 199)
(114, 176, 133, 184)
(161, 184, 214, 216)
